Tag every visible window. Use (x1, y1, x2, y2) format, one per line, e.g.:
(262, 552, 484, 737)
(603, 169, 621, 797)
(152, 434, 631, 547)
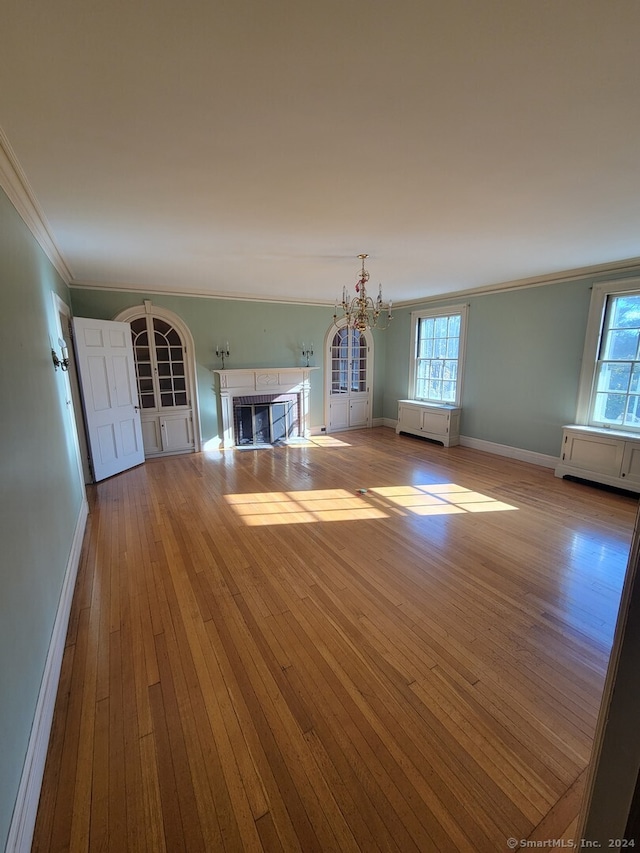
(577, 281, 640, 431)
(409, 304, 468, 405)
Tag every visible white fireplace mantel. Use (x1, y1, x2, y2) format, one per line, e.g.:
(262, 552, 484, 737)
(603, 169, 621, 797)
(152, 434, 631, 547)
(213, 367, 317, 447)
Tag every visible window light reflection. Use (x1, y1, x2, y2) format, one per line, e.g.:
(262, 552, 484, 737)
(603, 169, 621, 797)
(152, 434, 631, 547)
(225, 483, 517, 526)
(286, 436, 352, 448)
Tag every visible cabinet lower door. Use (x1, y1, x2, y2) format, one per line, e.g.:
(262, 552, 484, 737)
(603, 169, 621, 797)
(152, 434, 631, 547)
(621, 442, 640, 486)
(161, 413, 193, 453)
(422, 409, 450, 436)
(328, 396, 370, 431)
(328, 398, 350, 430)
(398, 405, 423, 433)
(564, 433, 624, 476)
(140, 412, 194, 456)
(141, 417, 163, 455)
(349, 398, 369, 427)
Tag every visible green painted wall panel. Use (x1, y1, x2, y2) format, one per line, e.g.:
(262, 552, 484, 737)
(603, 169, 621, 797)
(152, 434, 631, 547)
(0, 189, 85, 850)
(462, 283, 591, 455)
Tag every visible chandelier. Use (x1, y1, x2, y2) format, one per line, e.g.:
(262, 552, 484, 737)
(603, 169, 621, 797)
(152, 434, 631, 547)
(334, 254, 393, 332)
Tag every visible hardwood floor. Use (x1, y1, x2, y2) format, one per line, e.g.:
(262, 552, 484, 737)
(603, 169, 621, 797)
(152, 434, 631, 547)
(32, 428, 637, 851)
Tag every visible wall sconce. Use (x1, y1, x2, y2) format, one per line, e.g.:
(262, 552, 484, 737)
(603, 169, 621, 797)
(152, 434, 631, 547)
(51, 338, 70, 372)
(216, 342, 230, 369)
(301, 342, 314, 367)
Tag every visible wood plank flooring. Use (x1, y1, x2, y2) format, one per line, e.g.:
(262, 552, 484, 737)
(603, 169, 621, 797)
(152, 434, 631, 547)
(32, 428, 638, 851)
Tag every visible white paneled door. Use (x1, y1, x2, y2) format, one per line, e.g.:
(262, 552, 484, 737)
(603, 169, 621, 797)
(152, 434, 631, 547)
(73, 317, 145, 481)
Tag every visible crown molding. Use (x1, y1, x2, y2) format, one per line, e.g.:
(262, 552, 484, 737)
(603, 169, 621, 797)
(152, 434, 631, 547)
(69, 278, 334, 307)
(71, 254, 640, 310)
(0, 126, 73, 283)
(394, 256, 640, 309)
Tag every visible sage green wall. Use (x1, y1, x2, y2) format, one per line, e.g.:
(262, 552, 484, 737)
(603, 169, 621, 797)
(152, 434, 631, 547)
(69, 288, 388, 442)
(72, 275, 603, 459)
(384, 278, 598, 458)
(0, 189, 85, 850)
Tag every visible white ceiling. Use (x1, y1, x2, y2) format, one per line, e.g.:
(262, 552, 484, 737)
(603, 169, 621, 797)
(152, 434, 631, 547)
(2, 1, 640, 305)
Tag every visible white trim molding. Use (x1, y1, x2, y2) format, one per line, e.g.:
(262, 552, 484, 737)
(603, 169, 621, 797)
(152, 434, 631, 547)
(385, 423, 557, 468)
(0, 127, 72, 283)
(459, 435, 558, 469)
(408, 303, 469, 405)
(575, 277, 640, 426)
(6, 498, 88, 853)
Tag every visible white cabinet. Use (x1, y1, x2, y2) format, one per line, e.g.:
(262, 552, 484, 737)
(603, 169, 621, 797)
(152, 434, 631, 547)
(555, 425, 640, 491)
(140, 411, 194, 457)
(395, 400, 461, 447)
(328, 395, 370, 431)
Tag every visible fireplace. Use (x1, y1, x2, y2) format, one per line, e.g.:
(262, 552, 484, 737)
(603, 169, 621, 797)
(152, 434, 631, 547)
(233, 394, 299, 445)
(213, 368, 315, 448)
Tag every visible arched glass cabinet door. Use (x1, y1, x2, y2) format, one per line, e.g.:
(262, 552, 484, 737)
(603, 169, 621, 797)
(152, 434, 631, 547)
(326, 324, 371, 431)
(129, 316, 194, 455)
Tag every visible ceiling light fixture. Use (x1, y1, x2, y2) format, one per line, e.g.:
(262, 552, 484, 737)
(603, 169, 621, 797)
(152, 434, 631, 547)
(334, 254, 393, 332)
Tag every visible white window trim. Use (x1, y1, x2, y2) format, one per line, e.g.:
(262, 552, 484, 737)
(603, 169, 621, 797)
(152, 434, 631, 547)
(408, 303, 468, 406)
(575, 277, 640, 428)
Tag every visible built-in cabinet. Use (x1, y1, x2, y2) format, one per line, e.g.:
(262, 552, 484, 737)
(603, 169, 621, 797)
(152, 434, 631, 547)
(555, 425, 640, 491)
(121, 309, 197, 458)
(328, 397, 369, 431)
(326, 324, 371, 432)
(396, 400, 461, 447)
(140, 412, 194, 456)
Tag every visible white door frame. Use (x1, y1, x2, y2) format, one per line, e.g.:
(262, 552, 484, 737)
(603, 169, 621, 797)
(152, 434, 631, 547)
(114, 300, 202, 452)
(52, 293, 90, 485)
(323, 319, 374, 432)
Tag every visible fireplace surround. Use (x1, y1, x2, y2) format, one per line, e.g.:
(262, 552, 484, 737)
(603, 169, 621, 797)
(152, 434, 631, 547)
(213, 368, 315, 447)
(233, 394, 298, 445)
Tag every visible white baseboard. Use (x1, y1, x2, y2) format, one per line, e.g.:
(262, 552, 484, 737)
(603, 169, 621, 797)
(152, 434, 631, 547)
(6, 498, 89, 853)
(459, 435, 558, 469)
(386, 419, 558, 468)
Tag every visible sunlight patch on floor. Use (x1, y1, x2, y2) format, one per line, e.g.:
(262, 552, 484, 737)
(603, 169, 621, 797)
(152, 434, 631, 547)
(284, 435, 352, 448)
(225, 483, 518, 526)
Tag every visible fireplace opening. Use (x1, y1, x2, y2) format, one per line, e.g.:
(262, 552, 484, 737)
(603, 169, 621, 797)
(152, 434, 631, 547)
(233, 394, 299, 446)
